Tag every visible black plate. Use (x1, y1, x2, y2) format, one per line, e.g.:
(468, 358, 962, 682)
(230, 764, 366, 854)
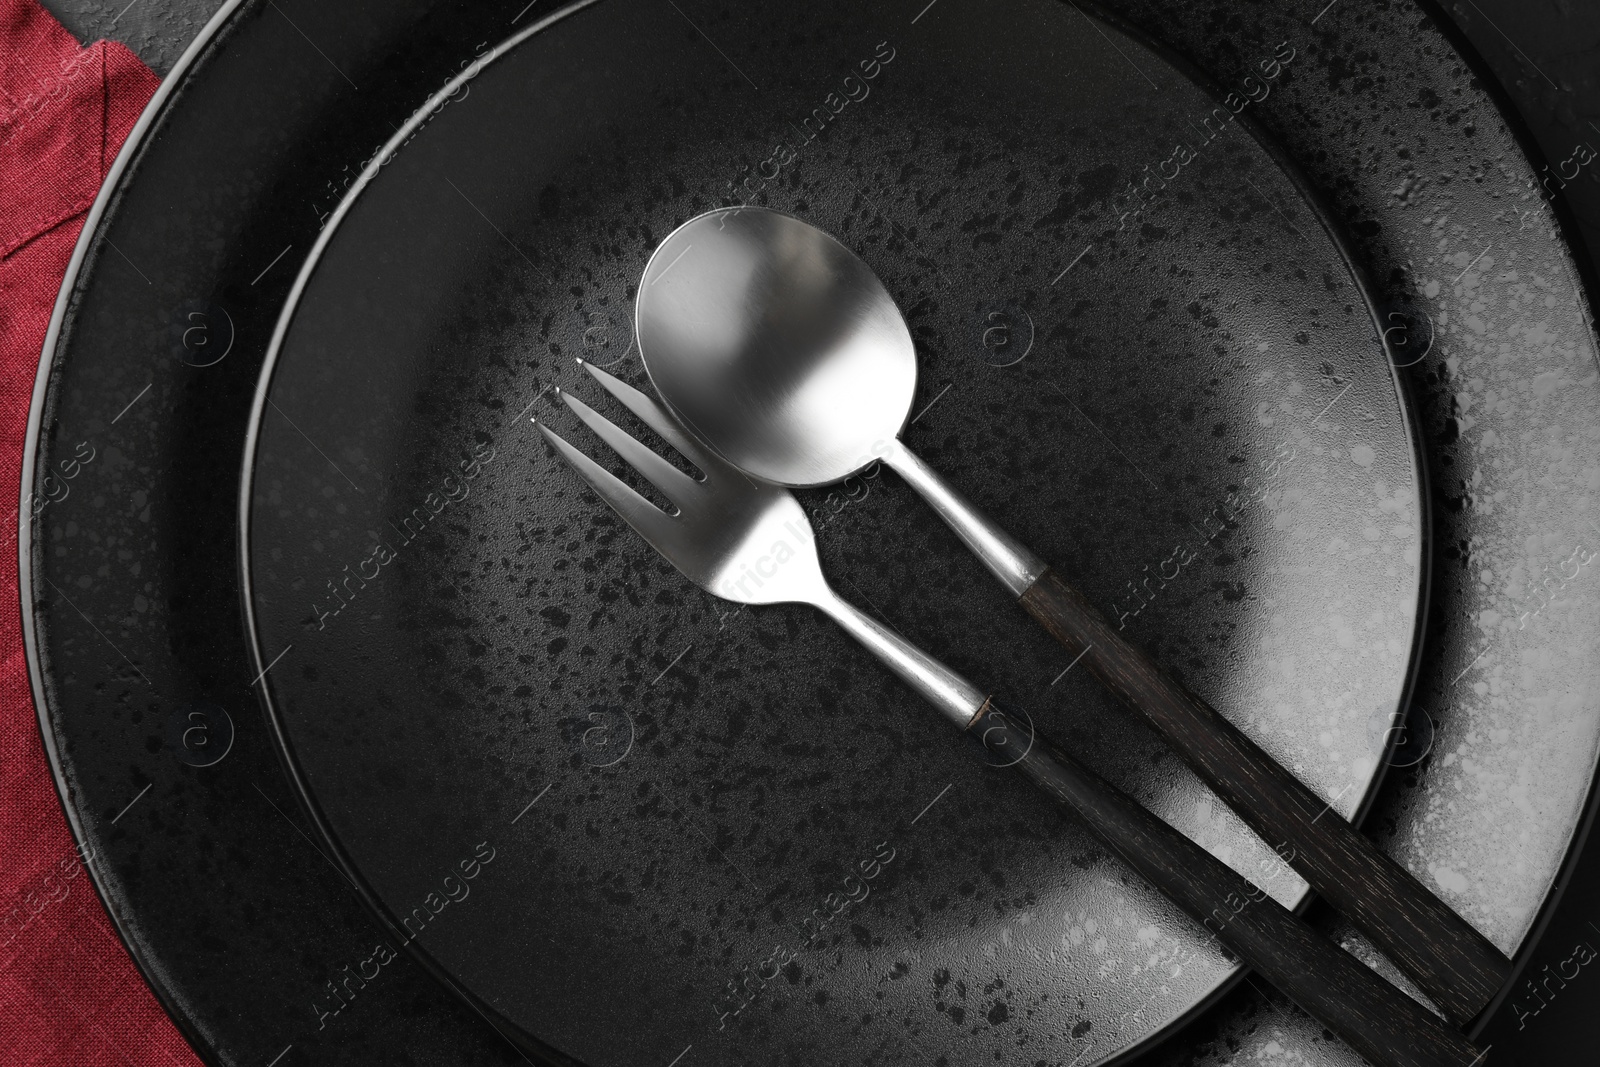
(23, 0, 1600, 1065)
(239, 1, 1427, 1063)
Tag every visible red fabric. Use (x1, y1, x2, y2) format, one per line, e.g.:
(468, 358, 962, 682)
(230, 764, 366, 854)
(0, 2, 195, 1064)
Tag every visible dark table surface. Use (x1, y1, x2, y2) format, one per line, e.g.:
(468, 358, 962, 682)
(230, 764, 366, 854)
(34, 0, 1600, 1062)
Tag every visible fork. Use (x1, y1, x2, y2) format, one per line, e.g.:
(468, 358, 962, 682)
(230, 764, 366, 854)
(535, 362, 1483, 1067)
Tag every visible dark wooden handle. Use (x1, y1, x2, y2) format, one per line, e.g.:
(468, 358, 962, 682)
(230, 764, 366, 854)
(1019, 568, 1509, 1025)
(969, 700, 1485, 1067)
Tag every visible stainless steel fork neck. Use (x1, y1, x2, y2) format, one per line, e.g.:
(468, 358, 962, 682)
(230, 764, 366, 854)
(811, 585, 987, 729)
(879, 439, 1047, 598)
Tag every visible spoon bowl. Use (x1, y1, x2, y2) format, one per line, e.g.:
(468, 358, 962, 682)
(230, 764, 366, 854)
(635, 207, 916, 487)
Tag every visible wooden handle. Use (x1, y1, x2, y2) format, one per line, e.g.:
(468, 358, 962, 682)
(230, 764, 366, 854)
(1019, 568, 1509, 1025)
(969, 700, 1485, 1067)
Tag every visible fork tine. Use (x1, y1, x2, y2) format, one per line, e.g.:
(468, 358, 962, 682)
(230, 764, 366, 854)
(536, 422, 679, 549)
(579, 360, 720, 471)
(557, 389, 703, 511)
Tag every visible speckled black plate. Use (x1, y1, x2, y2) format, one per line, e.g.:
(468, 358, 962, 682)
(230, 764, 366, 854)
(24, 0, 1600, 1065)
(237, 1, 1429, 1064)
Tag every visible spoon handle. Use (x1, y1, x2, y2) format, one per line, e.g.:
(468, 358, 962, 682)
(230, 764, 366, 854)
(1018, 568, 1510, 1025)
(881, 441, 1510, 1020)
(968, 699, 1485, 1067)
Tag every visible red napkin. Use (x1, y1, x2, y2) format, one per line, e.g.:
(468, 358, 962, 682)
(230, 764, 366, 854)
(0, 2, 197, 1063)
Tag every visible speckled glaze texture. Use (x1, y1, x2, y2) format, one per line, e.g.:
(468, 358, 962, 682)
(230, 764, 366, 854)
(23, 1, 1599, 1066)
(244, 2, 1427, 1064)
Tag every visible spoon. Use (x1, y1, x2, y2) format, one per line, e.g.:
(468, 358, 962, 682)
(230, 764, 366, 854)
(633, 205, 1509, 1025)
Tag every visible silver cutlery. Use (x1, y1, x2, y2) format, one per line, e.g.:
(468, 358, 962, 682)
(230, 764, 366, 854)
(629, 205, 1509, 1025)
(535, 361, 1482, 1067)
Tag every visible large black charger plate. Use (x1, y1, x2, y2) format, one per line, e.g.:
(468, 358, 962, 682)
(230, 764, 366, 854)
(22, 0, 1600, 1065)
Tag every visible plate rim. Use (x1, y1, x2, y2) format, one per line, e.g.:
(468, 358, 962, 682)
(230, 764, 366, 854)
(1406, 0, 1600, 1037)
(20, 2, 251, 1062)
